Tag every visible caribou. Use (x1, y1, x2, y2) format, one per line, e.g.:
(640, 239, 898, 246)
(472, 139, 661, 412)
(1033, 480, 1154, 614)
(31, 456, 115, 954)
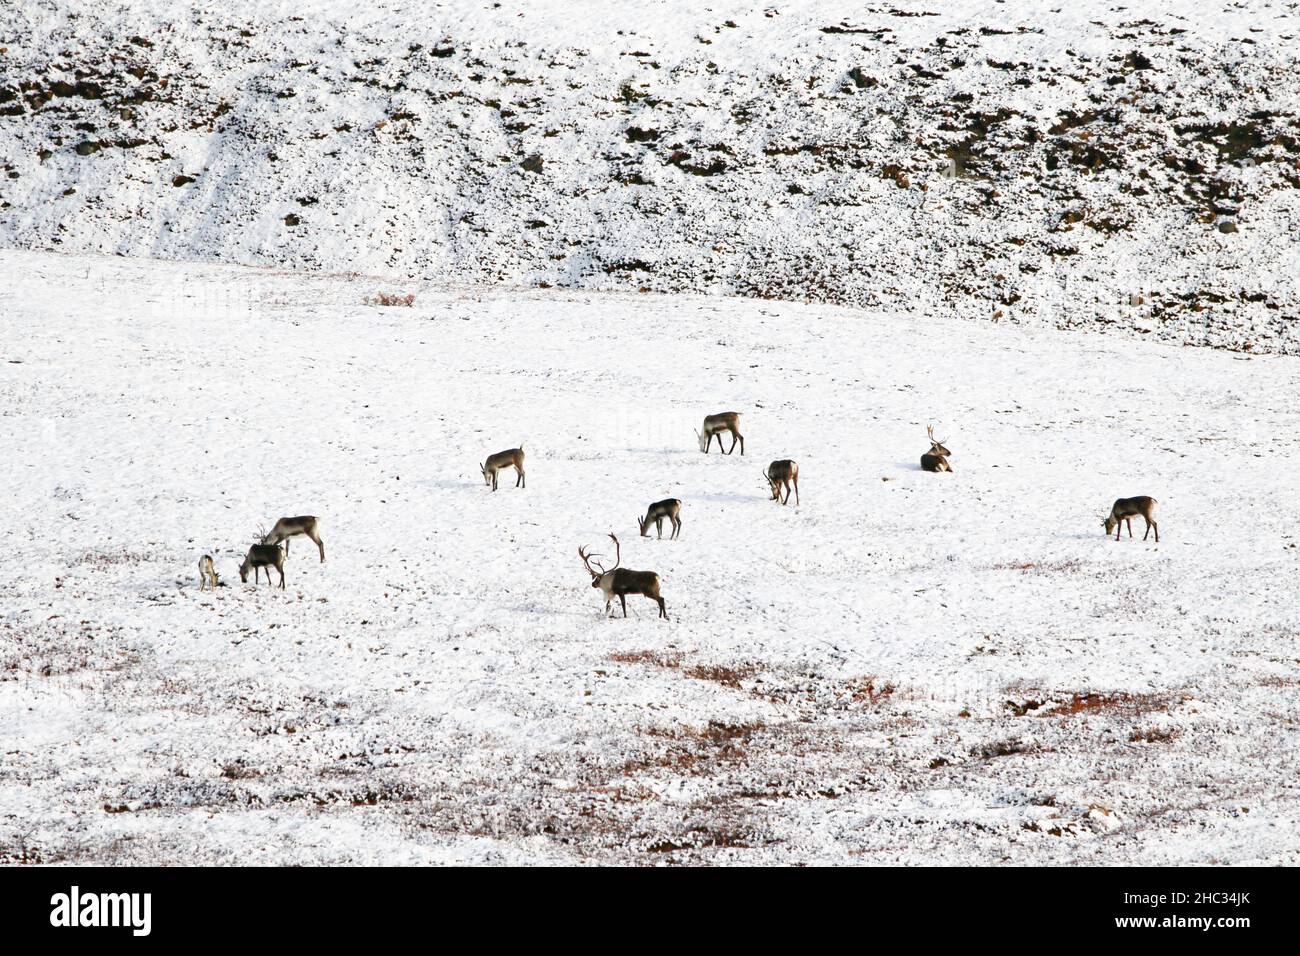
(637, 498, 682, 540)
(920, 425, 953, 473)
(481, 445, 526, 491)
(1104, 496, 1159, 542)
(763, 460, 800, 505)
(263, 516, 325, 561)
(197, 554, 220, 590)
(696, 412, 744, 455)
(578, 533, 668, 619)
(240, 543, 286, 589)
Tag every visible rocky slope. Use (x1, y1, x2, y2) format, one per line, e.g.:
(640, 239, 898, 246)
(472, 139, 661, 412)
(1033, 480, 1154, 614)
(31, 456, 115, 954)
(1, 0, 1298, 350)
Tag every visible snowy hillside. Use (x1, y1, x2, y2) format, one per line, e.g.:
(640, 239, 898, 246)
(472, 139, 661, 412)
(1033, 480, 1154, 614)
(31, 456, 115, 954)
(2, 1, 1299, 351)
(2, 249, 1298, 864)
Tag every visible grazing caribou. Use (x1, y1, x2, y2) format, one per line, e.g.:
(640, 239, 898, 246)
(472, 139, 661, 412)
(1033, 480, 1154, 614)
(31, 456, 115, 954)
(240, 543, 285, 589)
(637, 498, 682, 540)
(1104, 496, 1159, 543)
(920, 425, 953, 473)
(578, 533, 668, 620)
(764, 460, 800, 505)
(198, 554, 220, 590)
(696, 412, 744, 455)
(481, 445, 526, 491)
(263, 516, 325, 561)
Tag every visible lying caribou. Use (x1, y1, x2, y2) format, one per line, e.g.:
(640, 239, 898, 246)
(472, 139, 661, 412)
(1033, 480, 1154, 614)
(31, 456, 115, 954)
(263, 516, 325, 561)
(481, 444, 526, 491)
(920, 425, 953, 473)
(579, 533, 667, 620)
(763, 460, 800, 505)
(637, 498, 682, 540)
(696, 412, 744, 455)
(1104, 496, 1159, 543)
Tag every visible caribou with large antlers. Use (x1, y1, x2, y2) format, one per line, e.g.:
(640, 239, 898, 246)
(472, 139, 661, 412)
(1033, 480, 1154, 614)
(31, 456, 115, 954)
(578, 533, 668, 619)
(920, 425, 953, 473)
(696, 412, 744, 455)
(763, 460, 800, 505)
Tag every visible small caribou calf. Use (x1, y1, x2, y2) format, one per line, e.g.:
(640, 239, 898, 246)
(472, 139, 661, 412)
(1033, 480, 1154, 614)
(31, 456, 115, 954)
(637, 498, 682, 539)
(264, 516, 325, 562)
(198, 554, 220, 590)
(1104, 496, 1159, 543)
(579, 533, 667, 619)
(240, 544, 285, 589)
(696, 412, 744, 455)
(920, 425, 953, 473)
(481, 444, 525, 491)
(764, 460, 800, 505)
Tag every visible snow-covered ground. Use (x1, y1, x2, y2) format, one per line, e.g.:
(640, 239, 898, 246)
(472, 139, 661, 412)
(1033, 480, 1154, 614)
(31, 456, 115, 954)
(1, 249, 1297, 865)
(2, 1, 1299, 350)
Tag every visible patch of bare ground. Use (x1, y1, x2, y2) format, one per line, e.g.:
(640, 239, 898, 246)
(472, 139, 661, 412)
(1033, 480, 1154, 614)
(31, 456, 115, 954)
(606, 649, 683, 667)
(0, 841, 47, 865)
(619, 720, 763, 777)
(681, 662, 757, 688)
(991, 558, 1086, 574)
(362, 291, 416, 307)
(1002, 687, 1184, 720)
(972, 737, 1041, 759)
(72, 549, 158, 568)
(1255, 674, 1300, 689)
(608, 648, 766, 691)
(1, 617, 138, 679)
(757, 673, 896, 711)
(642, 826, 757, 853)
(606, 650, 897, 711)
(1130, 726, 1179, 744)
(1042, 691, 1181, 718)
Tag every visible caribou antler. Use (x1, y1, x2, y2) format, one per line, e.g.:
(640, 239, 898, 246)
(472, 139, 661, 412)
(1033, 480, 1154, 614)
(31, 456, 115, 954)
(607, 533, 622, 571)
(927, 424, 948, 445)
(578, 545, 607, 577)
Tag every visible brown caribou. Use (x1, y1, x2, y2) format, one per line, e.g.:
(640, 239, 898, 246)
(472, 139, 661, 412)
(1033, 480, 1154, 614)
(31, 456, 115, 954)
(763, 460, 800, 505)
(481, 445, 526, 491)
(1104, 496, 1159, 542)
(578, 533, 667, 619)
(920, 425, 953, 473)
(696, 412, 744, 455)
(636, 498, 682, 540)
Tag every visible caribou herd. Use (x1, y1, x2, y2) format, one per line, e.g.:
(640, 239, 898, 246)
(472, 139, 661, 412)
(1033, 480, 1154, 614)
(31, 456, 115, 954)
(202, 413, 1158, 619)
